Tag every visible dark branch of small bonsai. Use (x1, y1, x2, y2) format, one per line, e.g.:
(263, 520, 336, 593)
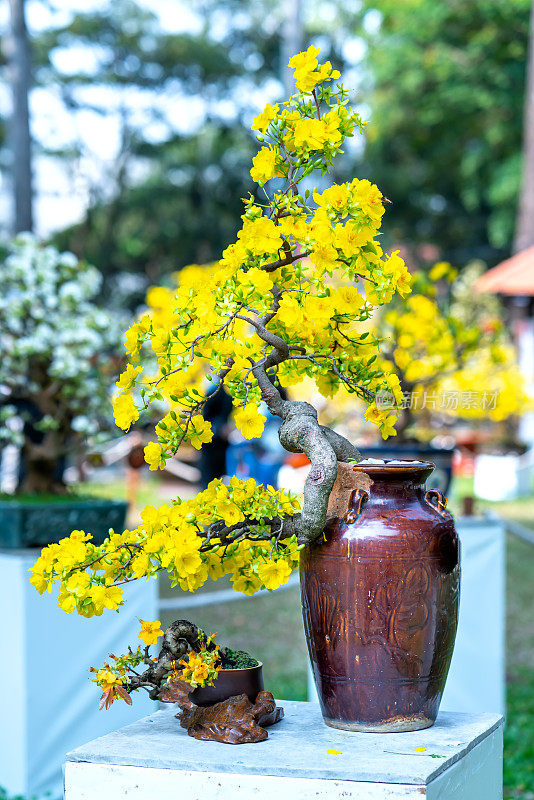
(127, 620, 215, 700)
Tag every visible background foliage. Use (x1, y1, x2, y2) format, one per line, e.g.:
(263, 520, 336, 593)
(4, 0, 529, 293)
(358, 0, 531, 265)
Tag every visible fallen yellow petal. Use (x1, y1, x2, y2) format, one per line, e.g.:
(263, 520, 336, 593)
(414, 747, 426, 752)
(327, 749, 342, 755)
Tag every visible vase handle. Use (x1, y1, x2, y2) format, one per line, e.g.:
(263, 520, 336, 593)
(344, 488, 369, 524)
(425, 489, 448, 517)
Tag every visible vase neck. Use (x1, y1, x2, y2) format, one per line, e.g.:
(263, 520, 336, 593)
(365, 480, 425, 506)
(352, 460, 434, 488)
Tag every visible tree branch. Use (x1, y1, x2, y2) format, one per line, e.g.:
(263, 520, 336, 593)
(127, 620, 214, 700)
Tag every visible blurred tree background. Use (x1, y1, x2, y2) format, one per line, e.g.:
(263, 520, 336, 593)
(2, 0, 531, 293)
(358, 0, 531, 266)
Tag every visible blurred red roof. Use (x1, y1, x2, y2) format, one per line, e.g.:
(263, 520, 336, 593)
(476, 246, 534, 296)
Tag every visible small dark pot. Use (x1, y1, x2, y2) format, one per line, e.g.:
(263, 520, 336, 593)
(0, 497, 128, 548)
(189, 663, 264, 707)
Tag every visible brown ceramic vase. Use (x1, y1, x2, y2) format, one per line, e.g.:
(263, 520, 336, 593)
(300, 460, 460, 732)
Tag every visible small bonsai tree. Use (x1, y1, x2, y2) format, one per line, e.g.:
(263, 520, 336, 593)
(0, 235, 122, 494)
(92, 619, 258, 707)
(31, 48, 411, 618)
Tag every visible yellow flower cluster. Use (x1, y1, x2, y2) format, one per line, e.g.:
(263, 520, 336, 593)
(30, 477, 301, 615)
(434, 348, 531, 421)
(90, 640, 147, 707)
(29, 530, 124, 616)
(104, 48, 413, 451)
(91, 666, 123, 694)
(138, 619, 164, 646)
(379, 262, 531, 424)
(288, 45, 341, 94)
(180, 637, 222, 689)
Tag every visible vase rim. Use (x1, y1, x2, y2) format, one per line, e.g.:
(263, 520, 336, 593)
(352, 459, 435, 480)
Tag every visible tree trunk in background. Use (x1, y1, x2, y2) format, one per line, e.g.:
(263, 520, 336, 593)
(281, 0, 303, 98)
(7, 0, 33, 233)
(514, 0, 534, 253)
(20, 432, 67, 495)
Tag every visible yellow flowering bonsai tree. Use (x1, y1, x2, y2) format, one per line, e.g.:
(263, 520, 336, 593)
(289, 261, 530, 447)
(92, 619, 255, 707)
(376, 262, 530, 439)
(31, 47, 413, 699)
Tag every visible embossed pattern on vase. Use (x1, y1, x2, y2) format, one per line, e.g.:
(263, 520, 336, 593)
(300, 462, 460, 732)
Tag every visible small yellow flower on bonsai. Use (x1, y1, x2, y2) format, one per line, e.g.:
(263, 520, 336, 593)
(138, 619, 164, 647)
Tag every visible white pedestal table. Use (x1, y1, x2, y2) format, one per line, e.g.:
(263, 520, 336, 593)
(64, 702, 504, 799)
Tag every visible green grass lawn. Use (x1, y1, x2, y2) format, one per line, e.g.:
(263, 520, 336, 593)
(449, 480, 534, 799)
(501, 532, 534, 800)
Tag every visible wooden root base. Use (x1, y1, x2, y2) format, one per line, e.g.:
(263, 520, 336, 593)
(160, 678, 283, 744)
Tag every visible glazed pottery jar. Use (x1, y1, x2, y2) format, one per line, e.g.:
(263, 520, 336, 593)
(300, 460, 460, 732)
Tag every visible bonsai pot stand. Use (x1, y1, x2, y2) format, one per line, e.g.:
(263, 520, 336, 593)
(64, 702, 504, 799)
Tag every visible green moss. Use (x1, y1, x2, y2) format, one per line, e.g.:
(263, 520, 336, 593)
(220, 646, 259, 669)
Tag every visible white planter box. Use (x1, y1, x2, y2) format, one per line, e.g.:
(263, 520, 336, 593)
(440, 515, 505, 715)
(64, 704, 504, 799)
(0, 549, 157, 800)
(474, 452, 534, 500)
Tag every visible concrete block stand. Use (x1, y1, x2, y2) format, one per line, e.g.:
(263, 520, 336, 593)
(65, 702, 504, 799)
(0, 549, 157, 800)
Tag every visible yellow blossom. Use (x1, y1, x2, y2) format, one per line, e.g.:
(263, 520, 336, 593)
(334, 220, 374, 254)
(92, 669, 123, 692)
(257, 558, 292, 591)
(139, 619, 164, 647)
(144, 441, 164, 471)
(29, 567, 48, 594)
(250, 147, 278, 184)
(231, 570, 262, 596)
(235, 267, 274, 296)
(351, 179, 384, 221)
(252, 102, 279, 132)
(288, 44, 320, 74)
(233, 405, 266, 439)
(116, 364, 143, 391)
(112, 393, 139, 431)
(314, 183, 350, 212)
(58, 592, 77, 614)
(188, 415, 213, 450)
(237, 216, 283, 256)
(293, 118, 331, 149)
